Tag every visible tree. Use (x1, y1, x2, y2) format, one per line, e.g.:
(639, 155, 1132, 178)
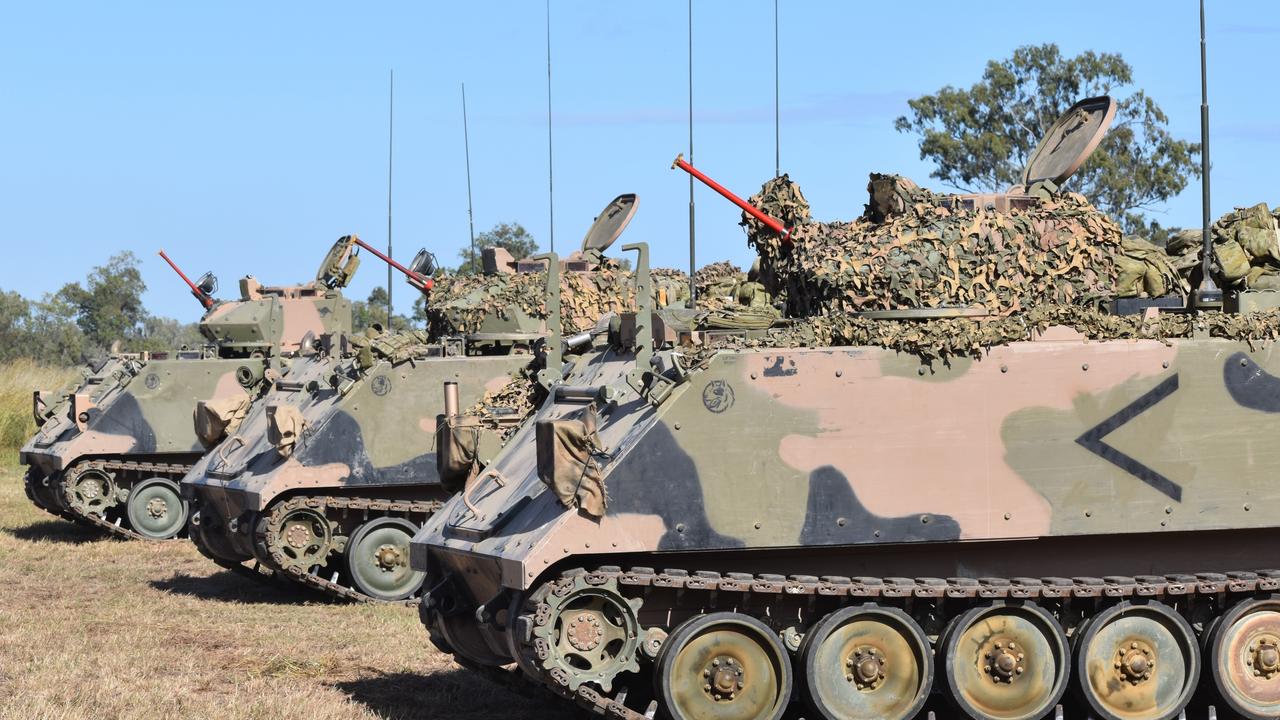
(25, 292, 88, 366)
(57, 251, 149, 351)
(352, 286, 412, 333)
(0, 291, 30, 362)
(895, 44, 1200, 234)
(137, 315, 205, 352)
(455, 222, 538, 275)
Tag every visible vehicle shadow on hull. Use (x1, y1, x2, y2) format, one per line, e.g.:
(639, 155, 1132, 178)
(332, 670, 579, 720)
(5, 519, 105, 545)
(149, 569, 339, 606)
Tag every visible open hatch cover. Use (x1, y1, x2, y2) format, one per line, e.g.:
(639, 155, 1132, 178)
(1021, 95, 1116, 188)
(580, 193, 638, 255)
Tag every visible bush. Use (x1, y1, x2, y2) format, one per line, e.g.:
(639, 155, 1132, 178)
(0, 359, 78, 460)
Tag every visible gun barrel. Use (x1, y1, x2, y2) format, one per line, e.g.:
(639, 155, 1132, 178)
(671, 154, 790, 241)
(352, 237, 434, 294)
(157, 249, 214, 309)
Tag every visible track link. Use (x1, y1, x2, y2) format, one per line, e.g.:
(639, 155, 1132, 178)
(501, 566, 1277, 720)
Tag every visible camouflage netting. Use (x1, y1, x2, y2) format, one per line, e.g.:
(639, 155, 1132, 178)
(1168, 203, 1280, 290)
(695, 305, 1280, 364)
(424, 260, 690, 337)
(349, 329, 436, 369)
(467, 373, 539, 441)
(694, 261, 745, 296)
(738, 174, 1184, 318)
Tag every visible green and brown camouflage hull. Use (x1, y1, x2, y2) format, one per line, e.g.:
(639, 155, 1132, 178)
(414, 331, 1280, 720)
(183, 349, 527, 600)
(20, 355, 267, 537)
(17, 237, 358, 539)
(21, 356, 262, 476)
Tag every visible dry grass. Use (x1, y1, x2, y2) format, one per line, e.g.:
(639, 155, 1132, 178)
(0, 464, 576, 720)
(0, 359, 79, 458)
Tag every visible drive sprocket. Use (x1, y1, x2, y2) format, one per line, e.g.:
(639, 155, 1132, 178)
(527, 571, 644, 693)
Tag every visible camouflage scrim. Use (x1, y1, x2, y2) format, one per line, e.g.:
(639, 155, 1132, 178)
(1168, 203, 1280, 290)
(739, 174, 1184, 318)
(691, 303, 1280, 365)
(425, 262, 689, 337)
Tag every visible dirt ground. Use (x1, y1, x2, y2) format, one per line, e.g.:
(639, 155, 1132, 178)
(0, 464, 575, 720)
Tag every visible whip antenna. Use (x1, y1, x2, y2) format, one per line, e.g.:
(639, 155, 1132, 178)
(774, 0, 780, 177)
(386, 69, 394, 324)
(1194, 0, 1222, 309)
(546, 0, 555, 253)
(687, 0, 696, 306)
(462, 83, 477, 273)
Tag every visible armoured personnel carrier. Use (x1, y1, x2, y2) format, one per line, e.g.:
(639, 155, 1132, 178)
(19, 237, 360, 540)
(412, 98, 1280, 720)
(183, 195, 691, 602)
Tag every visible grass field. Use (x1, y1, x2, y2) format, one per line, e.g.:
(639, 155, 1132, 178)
(0, 463, 574, 720)
(0, 360, 79, 458)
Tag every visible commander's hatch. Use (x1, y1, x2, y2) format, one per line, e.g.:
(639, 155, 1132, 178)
(513, 193, 639, 272)
(315, 235, 361, 290)
(577, 193, 638, 267)
(948, 96, 1116, 213)
(1021, 95, 1116, 189)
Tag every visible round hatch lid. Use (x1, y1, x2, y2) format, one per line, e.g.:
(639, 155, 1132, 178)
(1021, 96, 1117, 187)
(581, 193, 639, 254)
(315, 235, 359, 288)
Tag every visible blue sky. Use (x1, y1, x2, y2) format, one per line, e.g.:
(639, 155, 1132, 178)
(2, 1, 1275, 323)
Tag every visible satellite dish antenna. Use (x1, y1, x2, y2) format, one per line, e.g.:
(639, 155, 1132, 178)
(579, 194, 638, 264)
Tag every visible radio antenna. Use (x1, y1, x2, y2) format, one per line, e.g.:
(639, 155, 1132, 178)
(546, 0, 555, 254)
(386, 69, 395, 325)
(687, 0, 696, 307)
(1194, 0, 1222, 309)
(462, 83, 477, 273)
(774, 0, 780, 177)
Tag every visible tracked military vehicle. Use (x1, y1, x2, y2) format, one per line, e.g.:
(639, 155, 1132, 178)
(412, 98, 1280, 720)
(184, 195, 691, 602)
(19, 237, 360, 540)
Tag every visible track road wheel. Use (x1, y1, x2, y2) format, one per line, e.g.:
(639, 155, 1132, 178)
(799, 603, 932, 720)
(940, 601, 1069, 720)
(656, 612, 791, 720)
(1207, 594, 1280, 719)
(343, 517, 424, 600)
(125, 477, 188, 539)
(1075, 600, 1199, 720)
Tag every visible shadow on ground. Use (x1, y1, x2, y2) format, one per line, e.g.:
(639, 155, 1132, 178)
(149, 569, 336, 606)
(334, 669, 580, 720)
(4, 518, 105, 544)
